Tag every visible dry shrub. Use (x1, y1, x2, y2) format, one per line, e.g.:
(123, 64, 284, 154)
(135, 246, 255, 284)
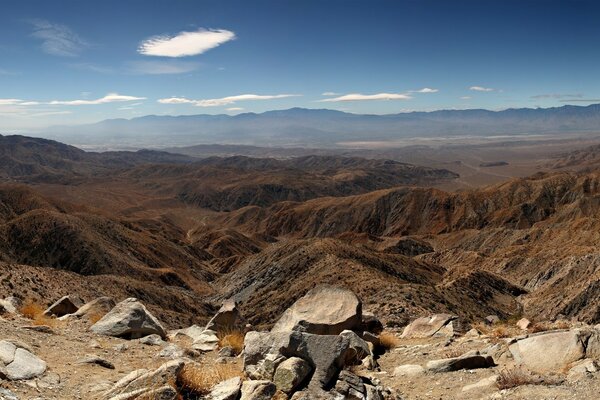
(496, 368, 563, 390)
(379, 331, 401, 350)
(87, 312, 105, 324)
(472, 322, 513, 338)
(528, 322, 551, 333)
(218, 330, 245, 355)
(21, 299, 57, 327)
(177, 362, 242, 396)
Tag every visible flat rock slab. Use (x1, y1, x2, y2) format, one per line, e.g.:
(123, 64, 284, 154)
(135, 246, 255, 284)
(401, 314, 457, 339)
(0, 340, 47, 380)
(426, 354, 494, 373)
(271, 285, 362, 335)
(509, 330, 586, 373)
(90, 298, 166, 339)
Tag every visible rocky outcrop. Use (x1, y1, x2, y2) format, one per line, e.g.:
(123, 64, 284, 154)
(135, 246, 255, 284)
(207, 376, 242, 400)
(205, 298, 246, 332)
(271, 286, 362, 335)
(104, 359, 184, 399)
(401, 314, 458, 338)
(90, 298, 166, 339)
(239, 380, 277, 400)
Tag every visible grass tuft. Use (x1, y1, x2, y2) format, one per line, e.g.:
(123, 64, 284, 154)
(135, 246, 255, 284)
(218, 330, 245, 355)
(177, 362, 242, 396)
(496, 368, 563, 390)
(379, 331, 401, 350)
(21, 299, 57, 327)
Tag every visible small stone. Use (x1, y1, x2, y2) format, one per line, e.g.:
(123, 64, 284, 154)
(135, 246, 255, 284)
(273, 357, 312, 393)
(516, 318, 531, 330)
(393, 364, 425, 377)
(139, 334, 165, 346)
(76, 355, 115, 369)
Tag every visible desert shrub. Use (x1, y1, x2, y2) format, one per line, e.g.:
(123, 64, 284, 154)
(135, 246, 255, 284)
(218, 330, 245, 355)
(21, 299, 57, 327)
(379, 331, 401, 350)
(177, 362, 242, 396)
(496, 368, 562, 390)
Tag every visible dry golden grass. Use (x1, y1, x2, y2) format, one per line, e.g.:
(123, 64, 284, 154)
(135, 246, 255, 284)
(472, 322, 515, 338)
(496, 368, 562, 390)
(379, 331, 401, 350)
(218, 330, 245, 355)
(20, 299, 58, 328)
(177, 362, 243, 396)
(87, 312, 105, 324)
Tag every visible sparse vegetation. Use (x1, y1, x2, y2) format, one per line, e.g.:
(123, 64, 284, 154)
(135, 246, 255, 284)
(472, 322, 515, 338)
(20, 299, 57, 327)
(496, 368, 563, 390)
(177, 362, 243, 396)
(217, 330, 245, 355)
(379, 331, 401, 350)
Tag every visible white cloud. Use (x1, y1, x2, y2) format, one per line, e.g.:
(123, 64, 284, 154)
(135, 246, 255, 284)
(49, 93, 146, 105)
(322, 92, 340, 96)
(318, 93, 412, 102)
(29, 19, 88, 57)
(460, 96, 472, 100)
(227, 107, 244, 111)
(158, 93, 299, 107)
(412, 88, 438, 93)
(0, 99, 24, 105)
(138, 28, 235, 57)
(469, 86, 494, 92)
(127, 60, 200, 74)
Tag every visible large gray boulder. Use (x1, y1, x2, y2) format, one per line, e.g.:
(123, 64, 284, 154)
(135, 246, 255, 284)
(401, 314, 457, 339)
(206, 298, 246, 332)
(70, 296, 116, 319)
(90, 298, 166, 339)
(271, 286, 362, 335)
(509, 329, 588, 373)
(43, 295, 80, 317)
(0, 340, 47, 380)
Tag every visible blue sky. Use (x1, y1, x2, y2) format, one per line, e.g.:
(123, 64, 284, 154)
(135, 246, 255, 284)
(1, 0, 599, 130)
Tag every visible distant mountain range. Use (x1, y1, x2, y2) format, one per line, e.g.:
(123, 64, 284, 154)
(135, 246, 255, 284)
(39, 103, 600, 150)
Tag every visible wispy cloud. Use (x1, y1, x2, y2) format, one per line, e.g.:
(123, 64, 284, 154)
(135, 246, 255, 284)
(322, 92, 340, 96)
(2, 93, 145, 106)
(29, 19, 88, 57)
(49, 93, 146, 105)
(126, 60, 200, 74)
(318, 93, 412, 102)
(469, 86, 494, 92)
(158, 93, 299, 107)
(531, 93, 583, 99)
(227, 107, 244, 111)
(460, 96, 472, 100)
(559, 99, 600, 103)
(139, 28, 235, 57)
(411, 87, 438, 93)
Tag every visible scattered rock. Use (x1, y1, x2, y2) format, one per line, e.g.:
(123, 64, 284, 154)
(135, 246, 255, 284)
(90, 298, 166, 339)
(158, 344, 186, 359)
(76, 354, 115, 369)
(271, 286, 362, 335)
(192, 329, 220, 352)
(0, 297, 20, 315)
(0, 340, 47, 380)
(208, 376, 242, 400)
(43, 295, 80, 317)
(70, 296, 116, 320)
(206, 298, 246, 332)
(0, 388, 19, 400)
(105, 359, 184, 398)
(462, 375, 498, 392)
(401, 314, 457, 339)
(485, 315, 500, 325)
(273, 356, 312, 393)
(516, 318, 531, 330)
(20, 325, 54, 334)
(240, 380, 277, 400)
(168, 324, 205, 342)
(393, 364, 425, 377)
(425, 352, 495, 373)
(139, 334, 165, 346)
(567, 358, 598, 381)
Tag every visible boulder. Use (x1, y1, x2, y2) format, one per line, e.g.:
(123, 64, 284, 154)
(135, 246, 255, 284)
(208, 376, 242, 400)
(273, 357, 312, 393)
(509, 330, 587, 373)
(401, 314, 458, 339)
(334, 370, 384, 400)
(90, 298, 166, 339)
(393, 364, 425, 377)
(206, 298, 246, 332)
(567, 359, 598, 381)
(485, 315, 500, 325)
(0, 388, 18, 400)
(43, 295, 80, 317)
(426, 352, 494, 373)
(339, 330, 371, 365)
(105, 359, 184, 398)
(461, 375, 498, 392)
(243, 330, 361, 389)
(240, 380, 277, 400)
(168, 324, 205, 342)
(0, 340, 47, 380)
(76, 355, 115, 369)
(139, 334, 165, 346)
(71, 296, 116, 319)
(361, 312, 384, 334)
(271, 286, 362, 335)
(0, 297, 20, 315)
(192, 329, 220, 352)
(516, 318, 531, 330)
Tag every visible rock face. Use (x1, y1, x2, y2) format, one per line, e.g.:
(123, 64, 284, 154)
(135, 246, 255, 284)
(244, 330, 369, 390)
(43, 295, 80, 317)
(90, 298, 166, 339)
(271, 286, 362, 335)
(401, 314, 458, 339)
(508, 330, 590, 373)
(205, 298, 246, 332)
(0, 340, 47, 380)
